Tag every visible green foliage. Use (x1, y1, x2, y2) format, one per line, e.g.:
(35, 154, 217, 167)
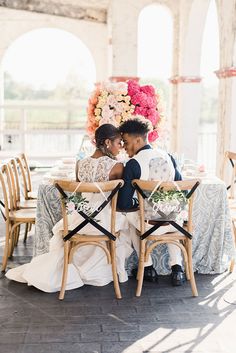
(150, 188, 187, 205)
(66, 192, 99, 221)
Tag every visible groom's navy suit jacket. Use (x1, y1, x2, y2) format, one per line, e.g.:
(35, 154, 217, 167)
(117, 145, 182, 210)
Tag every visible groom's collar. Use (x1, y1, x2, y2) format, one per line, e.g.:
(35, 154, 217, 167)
(135, 144, 152, 155)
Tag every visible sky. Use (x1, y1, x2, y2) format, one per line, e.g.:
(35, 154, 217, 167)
(2, 1, 219, 88)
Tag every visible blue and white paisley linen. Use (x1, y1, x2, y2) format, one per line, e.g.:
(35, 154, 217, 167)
(34, 177, 235, 275)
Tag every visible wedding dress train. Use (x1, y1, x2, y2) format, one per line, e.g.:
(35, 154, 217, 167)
(6, 156, 133, 292)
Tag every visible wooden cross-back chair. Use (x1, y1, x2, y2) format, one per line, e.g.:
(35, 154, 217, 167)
(223, 151, 236, 272)
(132, 178, 200, 297)
(8, 159, 37, 209)
(54, 179, 124, 300)
(0, 164, 36, 272)
(15, 153, 37, 200)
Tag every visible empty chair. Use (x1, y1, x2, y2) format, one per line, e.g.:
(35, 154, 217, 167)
(8, 158, 37, 209)
(16, 153, 37, 200)
(0, 164, 36, 272)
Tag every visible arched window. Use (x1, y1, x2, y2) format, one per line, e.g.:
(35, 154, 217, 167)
(198, 0, 219, 172)
(138, 4, 173, 115)
(1, 28, 96, 157)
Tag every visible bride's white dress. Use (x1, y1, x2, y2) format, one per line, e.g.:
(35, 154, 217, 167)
(6, 156, 132, 292)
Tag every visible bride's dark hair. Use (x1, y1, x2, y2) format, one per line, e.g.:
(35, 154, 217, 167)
(95, 124, 120, 158)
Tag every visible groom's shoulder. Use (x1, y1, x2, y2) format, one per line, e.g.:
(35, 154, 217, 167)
(124, 158, 141, 178)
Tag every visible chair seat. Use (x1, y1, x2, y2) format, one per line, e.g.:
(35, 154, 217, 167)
(9, 208, 36, 222)
(17, 199, 37, 209)
(28, 191, 37, 199)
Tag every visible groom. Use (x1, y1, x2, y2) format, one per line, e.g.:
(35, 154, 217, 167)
(117, 118, 185, 286)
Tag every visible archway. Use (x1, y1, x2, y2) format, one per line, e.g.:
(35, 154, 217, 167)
(0, 28, 96, 157)
(137, 4, 173, 148)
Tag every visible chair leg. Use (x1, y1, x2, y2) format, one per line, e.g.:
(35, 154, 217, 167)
(183, 241, 190, 280)
(8, 223, 17, 258)
(14, 225, 21, 247)
(110, 241, 122, 299)
(186, 241, 198, 296)
(59, 242, 70, 300)
(1, 223, 11, 272)
(229, 259, 235, 273)
(23, 223, 29, 243)
(136, 240, 145, 297)
(229, 220, 236, 273)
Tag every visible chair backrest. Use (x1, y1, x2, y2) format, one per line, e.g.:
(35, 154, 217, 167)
(223, 151, 236, 198)
(53, 179, 124, 239)
(7, 159, 21, 209)
(132, 179, 200, 235)
(0, 164, 15, 220)
(15, 153, 32, 199)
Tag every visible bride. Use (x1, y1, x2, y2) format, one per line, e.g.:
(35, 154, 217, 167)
(6, 124, 133, 293)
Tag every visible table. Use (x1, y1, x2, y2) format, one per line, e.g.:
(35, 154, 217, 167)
(34, 176, 235, 275)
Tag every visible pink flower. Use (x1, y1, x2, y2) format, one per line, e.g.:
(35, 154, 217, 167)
(140, 85, 155, 96)
(146, 114, 158, 126)
(101, 105, 113, 119)
(145, 96, 157, 108)
(131, 92, 147, 106)
(67, 201, 75, 212)
(134, 106, 148, 116)
(127, 80, 140, 96)
(148, 129, 159, 142)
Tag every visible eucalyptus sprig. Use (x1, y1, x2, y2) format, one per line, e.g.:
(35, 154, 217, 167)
(150, 188, 187, 205)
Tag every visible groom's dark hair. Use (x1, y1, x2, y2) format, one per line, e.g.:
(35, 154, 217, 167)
(119, 118, 150, 138)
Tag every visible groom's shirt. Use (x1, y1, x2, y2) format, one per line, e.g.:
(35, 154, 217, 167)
(117, 145, 182, 211)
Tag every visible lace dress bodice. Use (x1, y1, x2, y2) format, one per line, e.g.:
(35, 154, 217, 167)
(77, 156, 118, 182)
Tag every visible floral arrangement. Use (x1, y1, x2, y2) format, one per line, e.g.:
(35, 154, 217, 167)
(87, 80, 165, 143)
(65, 192, 97, 220)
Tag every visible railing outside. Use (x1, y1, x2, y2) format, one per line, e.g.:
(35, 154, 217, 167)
(0, 104, 217, 170)
(197, 123, 217, 173)
(0, 103, 87, 160)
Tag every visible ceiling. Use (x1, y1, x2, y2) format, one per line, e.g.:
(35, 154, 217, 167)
(0, 0, 110, 23)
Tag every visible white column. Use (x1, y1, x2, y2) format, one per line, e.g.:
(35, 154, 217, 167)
(108, 0, 139, 78)
(215, 68, 236, 177)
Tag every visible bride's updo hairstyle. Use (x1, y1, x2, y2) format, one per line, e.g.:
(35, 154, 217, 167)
(95, 124, 120, 158)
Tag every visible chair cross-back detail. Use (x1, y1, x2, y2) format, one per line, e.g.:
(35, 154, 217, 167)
(223, 151, 236, 272)
(8, 159, 37, 210)
(0, 164, 36, 272)
(53, 179, 124, 300)
(16, 153, 37, 200)
(132, 178, 200, 297)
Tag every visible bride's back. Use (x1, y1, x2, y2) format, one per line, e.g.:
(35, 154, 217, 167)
(77, 156, 118, 182)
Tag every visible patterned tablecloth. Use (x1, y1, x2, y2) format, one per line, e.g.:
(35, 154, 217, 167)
(34, 177, 235, 275)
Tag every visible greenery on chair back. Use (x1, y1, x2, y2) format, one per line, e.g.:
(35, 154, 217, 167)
(147, 188, 188, 221)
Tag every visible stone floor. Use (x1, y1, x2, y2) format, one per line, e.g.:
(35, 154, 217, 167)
(0, 227, 236, 353)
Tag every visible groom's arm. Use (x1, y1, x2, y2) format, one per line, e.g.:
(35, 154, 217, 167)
(117, 159, 141, 210)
